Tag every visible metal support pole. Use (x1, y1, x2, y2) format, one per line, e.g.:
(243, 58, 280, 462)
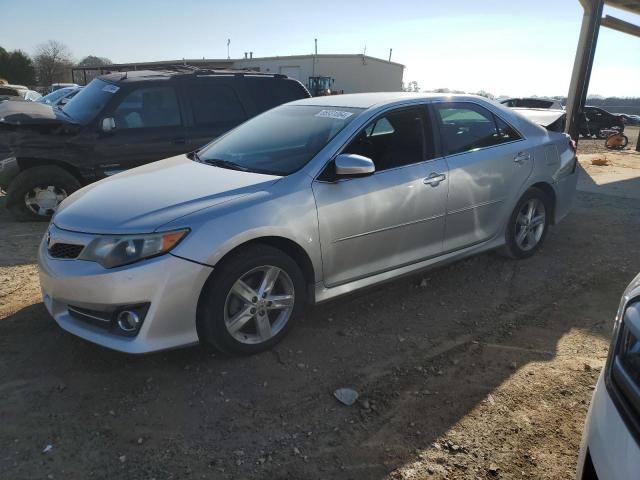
(564, 0, 605, 143)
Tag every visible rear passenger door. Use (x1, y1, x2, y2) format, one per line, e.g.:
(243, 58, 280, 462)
(183, 77, 249, 151)
(244, 76, 310, 114)
(433, 102, 532, 252)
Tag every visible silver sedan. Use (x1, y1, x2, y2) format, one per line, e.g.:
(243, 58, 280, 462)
(38, 93, 578, 355)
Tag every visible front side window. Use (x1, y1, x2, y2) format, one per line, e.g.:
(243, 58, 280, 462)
(343, 107, 432, 171)
(112, 86, 181, 129)
(197, 105, 362, 175)
(435, 103, 521, 155)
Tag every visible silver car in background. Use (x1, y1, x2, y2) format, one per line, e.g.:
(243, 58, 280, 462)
(38, 93, 578, 355)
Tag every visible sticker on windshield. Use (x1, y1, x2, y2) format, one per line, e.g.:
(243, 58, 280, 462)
(315, 109, 354, 120)
(102, 84, 120, 94)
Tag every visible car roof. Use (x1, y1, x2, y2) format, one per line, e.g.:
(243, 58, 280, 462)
(289, 92, 496, 109)
(98, 68, 293, 85)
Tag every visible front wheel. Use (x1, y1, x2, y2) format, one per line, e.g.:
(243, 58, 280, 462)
(6, 166, 81, 221)
(500, 188, 551, 259)
(197, 244, 307, 355)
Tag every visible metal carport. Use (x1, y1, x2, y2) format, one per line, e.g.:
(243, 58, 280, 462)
(565, 0, 640, 150)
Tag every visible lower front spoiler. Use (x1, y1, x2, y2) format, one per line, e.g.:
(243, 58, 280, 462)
(39, 246, 213, 354)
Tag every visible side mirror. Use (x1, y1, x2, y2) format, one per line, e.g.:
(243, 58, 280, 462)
(58, 97, 69, 106)
(335, 153, 375, 177)
(101, 117, 116, 133)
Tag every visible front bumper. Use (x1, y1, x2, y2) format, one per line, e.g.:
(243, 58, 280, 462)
(577, 373, 640, 479)
(38, 231, 213, 354)
(0, 155, 18, 191)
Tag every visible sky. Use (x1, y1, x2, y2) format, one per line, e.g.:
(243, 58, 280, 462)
(2, 0, 639, 97)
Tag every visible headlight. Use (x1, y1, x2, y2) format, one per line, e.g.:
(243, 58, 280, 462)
(79, 229, 189, 268)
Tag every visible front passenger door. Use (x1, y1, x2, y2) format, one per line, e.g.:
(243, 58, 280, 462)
(312, 106, 449, 287)
(93, 85, 187, 176)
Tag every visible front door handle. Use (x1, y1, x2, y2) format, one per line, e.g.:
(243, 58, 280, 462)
(514, 151, 530, 164)
(423, 172, 446, 186)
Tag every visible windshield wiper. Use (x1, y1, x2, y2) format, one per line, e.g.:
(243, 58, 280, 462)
(201, 158, 250, 172)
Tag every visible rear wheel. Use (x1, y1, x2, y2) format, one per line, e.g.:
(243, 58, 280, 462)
(6, 166, 81, 221)
(500, 188, 551, 259)
(197, 244, 307, 355)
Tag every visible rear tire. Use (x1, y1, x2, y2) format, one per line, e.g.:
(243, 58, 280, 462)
(6, 166, 81, 222)
(499, 187, 551, 259)
(197, 244, 307, 355)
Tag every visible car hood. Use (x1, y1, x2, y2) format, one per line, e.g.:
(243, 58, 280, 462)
(0, 100, 75, 126)
(54, 155, 282, 234)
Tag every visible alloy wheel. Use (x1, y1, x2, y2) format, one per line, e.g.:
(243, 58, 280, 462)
(514, 198, 546, 251)
(223, 265, 295, 345)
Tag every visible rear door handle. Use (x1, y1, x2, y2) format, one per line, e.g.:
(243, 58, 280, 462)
(423, 172, 446, 186)
(514, 151, 530, 164)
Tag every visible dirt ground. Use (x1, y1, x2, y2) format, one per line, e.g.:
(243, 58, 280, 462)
(1, 141, 639, 480)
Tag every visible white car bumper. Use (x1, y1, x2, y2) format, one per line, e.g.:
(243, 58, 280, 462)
(577, 372, 640, 479)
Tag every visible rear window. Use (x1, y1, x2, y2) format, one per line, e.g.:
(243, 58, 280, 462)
(245, 76, 309, 113)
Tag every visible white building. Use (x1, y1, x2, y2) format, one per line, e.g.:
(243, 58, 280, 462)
(76, 54, 405, 94)
(233, 54, 405, 93)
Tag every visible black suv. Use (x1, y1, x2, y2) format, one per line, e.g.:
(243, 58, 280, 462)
(0, 69, 310, 220)
(581, 106, 625, 138)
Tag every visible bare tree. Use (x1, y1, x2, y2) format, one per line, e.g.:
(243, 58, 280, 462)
(77, 55, 112, 67)
(33, 40, 74, 86)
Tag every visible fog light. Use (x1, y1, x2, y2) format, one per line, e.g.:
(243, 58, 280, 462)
(117, 310, 140, 332)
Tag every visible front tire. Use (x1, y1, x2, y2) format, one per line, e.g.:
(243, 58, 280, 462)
(6, 166, 81, 222)
(500, 188, 551, 259)
(197, 244, 307, 355)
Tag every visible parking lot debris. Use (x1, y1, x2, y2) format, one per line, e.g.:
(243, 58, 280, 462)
(42, 444, 53, 454)
(590, 156, 610, 166)
(488, 463, 499, 475)
(334, 388, 359, 406)
(118, 455, 126, 463)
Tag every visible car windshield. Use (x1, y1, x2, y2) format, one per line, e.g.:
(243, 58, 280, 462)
(38, 88, 72, 104)
(197, 105, 363, 175)
(62, 79, 116, 123)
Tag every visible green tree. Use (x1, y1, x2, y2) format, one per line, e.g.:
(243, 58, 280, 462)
(0, 47, 36, 85)
(402, 80, 420, 92)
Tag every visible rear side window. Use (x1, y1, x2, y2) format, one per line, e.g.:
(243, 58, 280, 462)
(189, 81, 247, 126)
(343, 107, 433, 171)
(112, 86, 181, 129)
(245, 77, 308, 113)
(435, 103, 521, 155)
